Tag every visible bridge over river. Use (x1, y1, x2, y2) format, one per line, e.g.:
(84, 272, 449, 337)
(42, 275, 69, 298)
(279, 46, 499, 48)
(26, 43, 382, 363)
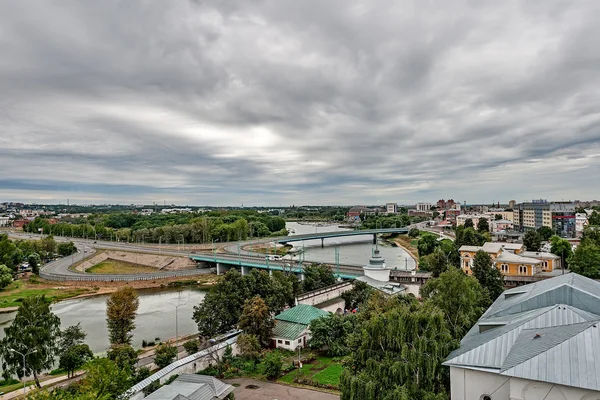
(276, 227, 409, 247)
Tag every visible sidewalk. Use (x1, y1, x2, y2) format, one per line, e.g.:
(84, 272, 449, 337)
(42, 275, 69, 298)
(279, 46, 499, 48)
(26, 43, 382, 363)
(0, 371, 85, 400)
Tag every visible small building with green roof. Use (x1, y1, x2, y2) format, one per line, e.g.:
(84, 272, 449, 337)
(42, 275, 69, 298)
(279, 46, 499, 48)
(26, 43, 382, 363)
(271, 303, 329, 351)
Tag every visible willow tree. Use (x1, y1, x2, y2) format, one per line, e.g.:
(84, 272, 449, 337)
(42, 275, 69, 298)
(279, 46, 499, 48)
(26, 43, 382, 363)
(340, 302, 457, 400)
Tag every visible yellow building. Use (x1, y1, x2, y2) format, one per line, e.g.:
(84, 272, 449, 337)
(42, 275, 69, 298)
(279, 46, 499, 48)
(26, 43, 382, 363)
(459, 242, 561, 277)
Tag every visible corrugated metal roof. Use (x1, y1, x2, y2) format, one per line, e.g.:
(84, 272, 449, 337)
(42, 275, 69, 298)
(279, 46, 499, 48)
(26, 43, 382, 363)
(500, 322, 600, 391)
(275, 304, 328, 325)
(272, 320, 307, 340)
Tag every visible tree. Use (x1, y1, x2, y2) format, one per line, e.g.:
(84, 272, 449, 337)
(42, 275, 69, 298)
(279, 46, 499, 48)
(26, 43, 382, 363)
(550, 235, 573, 270)
(80, 358, 131, 399)
(237, 333, 261, 360)
(261, 351, 283, 380)
(27, 388, 110, 400)
(408, 228, 420, 238)
(238, 296, 274, 348)
(340, 302, 456, 400)
(58, 324, 93, 378)
(588, 211, 600, 226)
(464, 218, 474, 229)
(183, 340, 199, 355)
(432, 211, 440, 219)
(568, 242, 600, 278)
(309, 314, 357, 356)
(417, 234, 438, 257)
(523, 230, 542, 252)
(57, 242, 77, 257)
(419, 248, 451, 277)
(471, 250, 504, 303)
(0, 264, 12, 289)
(495, 214, 503, 220)
(341, 280, 374, 310)
(106, 344, 138, 375)
(537, 226, 554, 242)
(154, 343, 178, 369)
(28, 253, 42, 274)
(420, 268, 487, 339)
(302, 264, 336, 292)
(476, 218, 490, 233)
(0, 295, 61, 387)
(106, 286, 139, 346)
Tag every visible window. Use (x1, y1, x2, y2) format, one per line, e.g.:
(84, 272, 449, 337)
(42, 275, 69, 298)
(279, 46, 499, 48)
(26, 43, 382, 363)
(480, 396, 492, 400)
(518, 265, 528, 275)
(285, 341, 290, 345)
(277, 340, 282, 344)
(500, 264, 509, 274)
(298, 339, 302, 343)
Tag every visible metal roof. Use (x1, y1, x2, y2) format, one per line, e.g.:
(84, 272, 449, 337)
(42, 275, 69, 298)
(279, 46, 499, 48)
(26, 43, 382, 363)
(275, 304, 328, 325)
(272, 320, 308, 340)
(144, 374, 235, 400)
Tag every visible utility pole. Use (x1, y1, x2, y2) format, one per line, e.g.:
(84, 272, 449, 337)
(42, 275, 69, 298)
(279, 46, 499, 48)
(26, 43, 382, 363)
(167, 301, 187, 360)
(8, 348, 37, 396)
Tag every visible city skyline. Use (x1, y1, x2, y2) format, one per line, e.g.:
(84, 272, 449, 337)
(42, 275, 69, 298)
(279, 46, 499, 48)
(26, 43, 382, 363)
(1, 1, 600, 205)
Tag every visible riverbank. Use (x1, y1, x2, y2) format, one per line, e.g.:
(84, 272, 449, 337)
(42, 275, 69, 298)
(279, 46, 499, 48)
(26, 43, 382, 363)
(0, 273, 218, 312)
(390, 235, 419, 262)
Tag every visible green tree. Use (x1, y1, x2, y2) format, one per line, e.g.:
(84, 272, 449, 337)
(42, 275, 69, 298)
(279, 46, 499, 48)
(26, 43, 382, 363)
(236, 333, 261, 360)
(183, 340, 199, 355)
(420, 268, 487, 339)
(27, 388, 110, 400)
(464, 218, 474, 229)
(154, 343, 178, 369)
(471, 250, 504, 303)
(106, 344, 138, 375)
(261, 351, 283, 380)
(28, 253, 42, 274)
(341, 280, 374, 310)
(57, 242, 77, 257)
(302, 264, 336, 292)
(523, 230, 542, 251)
(417, 234, 438, 257)
(495, 214, 503, 220)
(568, 242, 600, 278)
(238, 296, 274, 348)
(0, 296, 61, 387)
(588, 211, 600, 226)
(80, 358, 131, 399)
(340, 302, 456, 400)
(419, 247, 451, 277)
(550, 235, 573, 269)
(408, 228, 420, 238)
(0, 264, 12, 289)
(537, 226, 554, 242)
(106, 286, 139, 346)
(58, 324, 93, 378)
(476, 218, 490, 232)
(309, 313, 357, 356)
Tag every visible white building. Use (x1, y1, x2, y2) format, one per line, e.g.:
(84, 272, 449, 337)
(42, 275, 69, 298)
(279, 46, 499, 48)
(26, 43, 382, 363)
(576, 213, 588, 233)
(456, 214, 491, 229)
(415, 202, 433, 212)
(386, 203, 398, 214)
(444, 273, 600, 400)
(356, 245, 405, 295)
(271, 304, 328, 351)
(0, 216, 10, 227)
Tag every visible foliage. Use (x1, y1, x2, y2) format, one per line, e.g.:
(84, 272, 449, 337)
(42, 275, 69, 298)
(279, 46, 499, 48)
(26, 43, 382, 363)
(0, 264, 12, 289)
(0, 295, 61, 387)
(464, 218, 474, 229)
(417, 235, 438, 257)
(183, 340, 199, 355)
(455, 226, 487, 247)
(309, 313, 357, 356)
(106, 286, 139, 346)
(302, 264, 336, 292)
(588, 211, 600, 226)
(476, 218, 489, 232)
(28, 253, 42, 274)
(472, 251, 504, 303)
(57, 242, 78, 257)
(80, 358, 132, 399)
(106, 344, 138, 375)
(550, 235, 573, 269)
(237, 334, 261, 360)
(59, 324, 93, 378)
(523, 230, 542, 251)
(340, 302, 457, 400)
(408, 228, 420, 238)
(0, 234, 61, 272)
(537, 226, 554, 242)
(341, 280, 374, 310)
(568, 241, 600, 278)
(261, 351, 283, 380)
(419, 248, 450, 277)
(154, 343, 178, 369)
(494, 214, 503, 220)
(238, 296, 274, 348)
(27, 387, 110, 400)
(420, 268, 487, 339)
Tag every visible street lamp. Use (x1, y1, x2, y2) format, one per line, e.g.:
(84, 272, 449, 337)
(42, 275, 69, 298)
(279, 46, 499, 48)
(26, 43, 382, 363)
(8, 348, 37, 396)
(167, 301, 187, 360)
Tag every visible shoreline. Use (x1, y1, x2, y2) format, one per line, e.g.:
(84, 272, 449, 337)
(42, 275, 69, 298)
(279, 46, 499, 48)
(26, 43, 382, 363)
(390, 237, 419, 263)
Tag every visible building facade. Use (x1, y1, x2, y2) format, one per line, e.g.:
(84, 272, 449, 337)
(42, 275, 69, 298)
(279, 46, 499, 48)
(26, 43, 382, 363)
(271, 304, 328, 351)
(456, 214, 491, 229)
(386, 203, 398, 214)
(415, 203, 433, 212)
(514, 200, 576, 238)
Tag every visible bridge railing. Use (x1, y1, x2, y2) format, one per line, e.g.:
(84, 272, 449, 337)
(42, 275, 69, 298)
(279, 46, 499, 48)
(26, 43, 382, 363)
(39, 269, 210, 282)
(296, 281, 354, 302)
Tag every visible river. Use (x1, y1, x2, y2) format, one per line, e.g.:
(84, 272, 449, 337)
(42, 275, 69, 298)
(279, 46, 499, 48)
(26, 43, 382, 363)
(0, 288, 205, 354)
(286, 222, 416, 270)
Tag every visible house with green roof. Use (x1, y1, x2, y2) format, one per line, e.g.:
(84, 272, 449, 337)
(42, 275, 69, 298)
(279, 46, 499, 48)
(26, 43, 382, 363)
(271, 304, 328, 350)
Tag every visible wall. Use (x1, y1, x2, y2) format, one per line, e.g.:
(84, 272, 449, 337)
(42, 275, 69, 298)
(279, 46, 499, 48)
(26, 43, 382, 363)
(450, 367, 511, 400)
(274, 332, 307, 351)
(296, 281, 353, 307)
(510, 377, 600, 400)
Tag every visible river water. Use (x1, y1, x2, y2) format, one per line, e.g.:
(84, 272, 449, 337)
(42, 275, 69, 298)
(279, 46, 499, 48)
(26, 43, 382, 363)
(285, 222, 416, 270)
(0, 288, 205, 354)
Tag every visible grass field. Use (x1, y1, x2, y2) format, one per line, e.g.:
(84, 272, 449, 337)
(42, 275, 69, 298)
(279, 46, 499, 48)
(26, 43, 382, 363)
(86, 259, 159, 274)
(0, 379, 36, 394)
(0, 279, 91, 309)
(279, 355, 343, 388)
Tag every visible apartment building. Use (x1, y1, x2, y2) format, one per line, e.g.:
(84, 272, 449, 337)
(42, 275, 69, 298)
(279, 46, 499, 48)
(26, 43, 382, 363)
(456, 214, 490, 229)
(513, 200, 576, 238)
(385, 203, 398, 214)
(415, 202, 433, 212)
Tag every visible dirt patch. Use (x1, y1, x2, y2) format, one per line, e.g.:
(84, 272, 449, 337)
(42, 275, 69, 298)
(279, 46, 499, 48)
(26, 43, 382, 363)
(75, 250, 196, 272)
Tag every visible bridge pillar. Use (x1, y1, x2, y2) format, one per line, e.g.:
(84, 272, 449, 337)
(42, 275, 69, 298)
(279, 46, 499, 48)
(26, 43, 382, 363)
(299, 273, 305, 281)
(241, 266, 249, 276)
(216, 263, 231, 275)
(373, 234, 377, 244)
(321, 238, 324, 248)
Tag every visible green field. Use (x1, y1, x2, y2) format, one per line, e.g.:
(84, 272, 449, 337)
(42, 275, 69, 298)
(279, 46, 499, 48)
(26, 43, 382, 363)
(0, 279, 91, 308)
(279, 355, 343, 388)
(86, 259, 159, 274)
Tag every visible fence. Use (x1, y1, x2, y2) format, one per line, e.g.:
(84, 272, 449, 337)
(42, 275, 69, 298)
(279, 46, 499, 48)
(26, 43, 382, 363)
(39, 268, 211, 282)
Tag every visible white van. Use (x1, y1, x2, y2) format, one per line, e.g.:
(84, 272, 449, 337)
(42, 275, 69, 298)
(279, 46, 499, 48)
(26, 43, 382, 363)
(266, 255, 282, 261)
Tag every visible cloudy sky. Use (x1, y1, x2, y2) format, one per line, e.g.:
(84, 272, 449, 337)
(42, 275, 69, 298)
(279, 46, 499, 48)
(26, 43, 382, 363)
(1, 1, 600, 206)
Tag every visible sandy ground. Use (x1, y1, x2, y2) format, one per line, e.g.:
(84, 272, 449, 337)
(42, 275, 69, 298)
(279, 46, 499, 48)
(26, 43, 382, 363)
(75, 250, 197, 272)
(226, 378, 340, 400)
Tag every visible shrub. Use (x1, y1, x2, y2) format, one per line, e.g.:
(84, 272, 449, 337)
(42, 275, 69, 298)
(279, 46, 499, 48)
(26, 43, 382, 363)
(154, 343, 178, 369)
(183, 340, 199, 355)
(165, 374, 179, 385)
(237, 334, 261, 360)
(261, 351, 283, 380)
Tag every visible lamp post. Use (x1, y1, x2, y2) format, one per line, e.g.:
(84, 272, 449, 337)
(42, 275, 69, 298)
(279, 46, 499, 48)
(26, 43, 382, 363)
(8, 348, 37, 396)
(167, 301, 187, 360)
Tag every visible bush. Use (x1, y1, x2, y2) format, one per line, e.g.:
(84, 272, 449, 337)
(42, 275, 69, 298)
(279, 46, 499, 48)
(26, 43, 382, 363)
(165, 374, 179, 385)
(154, 343, 178, 369)
(261, 351, 283, 380)
(183, 340, 199, 355)
(408, 228, 420, 238)
(237, 334, 261, 360)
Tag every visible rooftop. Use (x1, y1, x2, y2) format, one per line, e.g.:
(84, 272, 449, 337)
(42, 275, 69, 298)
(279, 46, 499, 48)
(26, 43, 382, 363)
(275, 304, 328, 325)
(144, 374, 234, 400)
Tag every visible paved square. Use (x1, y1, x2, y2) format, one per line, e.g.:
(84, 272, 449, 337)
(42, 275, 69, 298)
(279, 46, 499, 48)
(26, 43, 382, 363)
(226, 378, 340, 400)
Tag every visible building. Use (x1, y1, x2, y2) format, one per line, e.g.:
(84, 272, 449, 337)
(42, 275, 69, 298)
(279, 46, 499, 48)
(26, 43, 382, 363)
(415, 203, 433, 212)
(0, 216, 10, 227)
(386, 203, 398, 214)
(491, 219, 514, 233)
(486, 211, 514, 222)
(514, 200, 576, 238)
(508, 199, 516, 209)
(576, 213, 589, 234)
(444, 273, 600, 400)
(356, 244, 405, 296)
(346, 206, 376, 221)
(459, 242, 561, 276)
(144, 374, 234, 400)
(271, 304, 328, 350)
(456, 214, 491, 229)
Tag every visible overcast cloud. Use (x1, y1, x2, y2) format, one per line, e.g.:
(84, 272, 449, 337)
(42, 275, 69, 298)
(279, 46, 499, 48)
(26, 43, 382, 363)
(1, 0, 600, 206)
